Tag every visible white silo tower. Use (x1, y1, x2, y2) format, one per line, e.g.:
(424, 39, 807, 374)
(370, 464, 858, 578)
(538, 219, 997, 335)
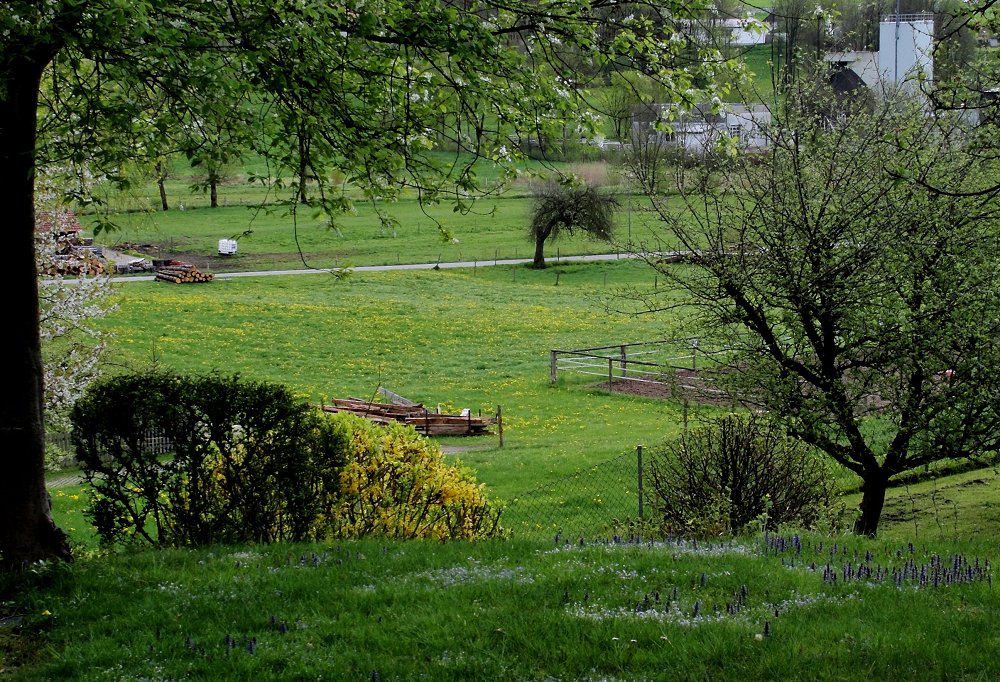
(879, 13, 934, 86)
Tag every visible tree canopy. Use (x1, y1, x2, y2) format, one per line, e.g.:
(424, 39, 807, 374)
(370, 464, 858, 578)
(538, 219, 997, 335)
(529, 181, 619, 268)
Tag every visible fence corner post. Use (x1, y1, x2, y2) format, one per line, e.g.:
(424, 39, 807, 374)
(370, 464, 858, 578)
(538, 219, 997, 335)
(550, 350, 558, 384)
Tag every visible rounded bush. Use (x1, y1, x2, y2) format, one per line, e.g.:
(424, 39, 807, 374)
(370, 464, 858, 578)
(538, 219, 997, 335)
(71, 371, 346, 546)
(644, 413, 837, 537)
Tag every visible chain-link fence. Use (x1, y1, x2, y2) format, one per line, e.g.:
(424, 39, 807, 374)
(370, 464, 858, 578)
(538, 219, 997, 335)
(46, 427, 175, 460)
(502, 447, 649, 541)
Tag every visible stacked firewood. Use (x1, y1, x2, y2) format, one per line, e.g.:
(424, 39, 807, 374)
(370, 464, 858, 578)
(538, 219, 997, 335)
(40, 251, 108, 276)
(155, 264, 214, 283)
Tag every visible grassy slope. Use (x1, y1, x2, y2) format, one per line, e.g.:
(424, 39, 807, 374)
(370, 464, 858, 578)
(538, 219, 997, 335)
(18, 76, 1000, 678)
(7, 533, 998, 681)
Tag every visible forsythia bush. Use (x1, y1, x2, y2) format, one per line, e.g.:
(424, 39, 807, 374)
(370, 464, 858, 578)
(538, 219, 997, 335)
(329, 413, 506, 540)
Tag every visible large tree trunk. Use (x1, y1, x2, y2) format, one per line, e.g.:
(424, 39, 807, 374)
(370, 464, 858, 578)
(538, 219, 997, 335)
(853, 472, 888, 537)
(532, 230, 549, 269)
(0, 58, 73, 570)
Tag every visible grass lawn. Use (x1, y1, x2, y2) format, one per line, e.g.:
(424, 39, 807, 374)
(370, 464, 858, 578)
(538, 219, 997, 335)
(7, 531, 998, 681)
(12, 152, 1000, 681)
(87, 258, 699, 539)
(90, 187, 672, 273)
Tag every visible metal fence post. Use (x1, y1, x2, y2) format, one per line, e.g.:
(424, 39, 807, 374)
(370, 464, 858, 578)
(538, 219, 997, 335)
(637, 444, 644, 523)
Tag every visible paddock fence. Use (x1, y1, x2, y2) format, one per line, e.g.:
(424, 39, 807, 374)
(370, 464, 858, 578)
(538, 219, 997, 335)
(549, 338, 731, 400)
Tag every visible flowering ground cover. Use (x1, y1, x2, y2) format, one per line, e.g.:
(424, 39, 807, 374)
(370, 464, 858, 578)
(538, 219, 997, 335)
(6, 533, 997, 680)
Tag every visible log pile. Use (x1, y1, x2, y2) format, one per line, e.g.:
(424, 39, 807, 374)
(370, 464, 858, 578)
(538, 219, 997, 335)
(319, 397, 494, 436)
(155, 264, 215, 283)
(40, 250, 108, 276)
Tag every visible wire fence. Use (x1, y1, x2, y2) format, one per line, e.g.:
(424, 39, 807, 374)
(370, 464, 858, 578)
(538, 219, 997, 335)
(502, 447, 649, 542)
(550, 338, 733, 401)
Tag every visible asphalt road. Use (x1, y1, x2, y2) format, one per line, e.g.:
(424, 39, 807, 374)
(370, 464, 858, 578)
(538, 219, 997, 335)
(108, 251, 643, 282)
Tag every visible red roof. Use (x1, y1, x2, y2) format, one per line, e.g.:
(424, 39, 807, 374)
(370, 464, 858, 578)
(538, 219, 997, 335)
(35, 209, 83, 234)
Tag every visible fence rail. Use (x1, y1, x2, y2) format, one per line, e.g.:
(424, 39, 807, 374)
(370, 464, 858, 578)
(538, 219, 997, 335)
(46, 427, 175, 460)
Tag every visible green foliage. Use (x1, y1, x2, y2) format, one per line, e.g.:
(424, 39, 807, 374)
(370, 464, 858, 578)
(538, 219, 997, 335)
(331, 413, 505, 540)
(70, 372, 504, 546)
(70, 372, 347, 547)
(641, 86, 1000, 535)
(645, 413, 839, 537)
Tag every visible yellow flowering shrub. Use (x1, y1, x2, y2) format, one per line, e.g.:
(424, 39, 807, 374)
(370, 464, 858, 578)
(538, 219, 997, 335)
(326, 413, 505, 540)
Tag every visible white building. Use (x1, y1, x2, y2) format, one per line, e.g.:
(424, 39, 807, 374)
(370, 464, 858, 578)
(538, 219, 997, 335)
(824, 14, 934, 93)
(632, 102, 772, 155)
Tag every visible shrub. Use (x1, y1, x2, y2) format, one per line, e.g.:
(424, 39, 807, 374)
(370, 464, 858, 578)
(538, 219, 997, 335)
(71, 371, 346, 546)
(329, 413, 506, 540)
(71, 372, 504, 546)
(644, 413, 837, 537)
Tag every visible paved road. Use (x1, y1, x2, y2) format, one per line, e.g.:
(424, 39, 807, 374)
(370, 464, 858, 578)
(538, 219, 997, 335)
(107, 252, 642, 282)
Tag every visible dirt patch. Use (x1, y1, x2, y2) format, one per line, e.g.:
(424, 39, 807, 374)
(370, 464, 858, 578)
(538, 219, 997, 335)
(117, 242, 295, 273)
(597, 368, 738, 407)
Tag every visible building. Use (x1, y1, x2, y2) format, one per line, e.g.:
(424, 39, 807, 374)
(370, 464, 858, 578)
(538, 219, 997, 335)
(632, 101, 772, 155)
(824, 14, 935, 95)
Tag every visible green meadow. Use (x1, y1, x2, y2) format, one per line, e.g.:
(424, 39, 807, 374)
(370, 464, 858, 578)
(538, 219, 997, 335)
(11, 159, 1000, 682)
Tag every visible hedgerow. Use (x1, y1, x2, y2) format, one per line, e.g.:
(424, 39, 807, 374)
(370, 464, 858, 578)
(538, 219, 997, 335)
(70, 372, 504, 547)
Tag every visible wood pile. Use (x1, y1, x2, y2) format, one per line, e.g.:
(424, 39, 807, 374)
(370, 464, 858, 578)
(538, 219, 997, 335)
(320, 397, 426, 425)
(406, 412, 494, 437)
(40, 251, 108, 276)
(155, 264, 214, 283)
(319, 397, 494, 436)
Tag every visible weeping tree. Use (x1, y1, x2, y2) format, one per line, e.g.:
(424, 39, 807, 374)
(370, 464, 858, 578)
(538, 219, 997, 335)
(628, 84, 1000, 536)
(529, 182, 619, 269)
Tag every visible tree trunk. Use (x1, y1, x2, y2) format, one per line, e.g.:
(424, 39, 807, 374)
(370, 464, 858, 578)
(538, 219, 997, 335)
(156, 161, 169, 211)
(0, 59, 72, 570)
(532, 231, 549, 269)
(853, 472, 888, 537)
(210, 177, 218, 208)
(297, 128, 310, 205)
(158, 178, 170, 211)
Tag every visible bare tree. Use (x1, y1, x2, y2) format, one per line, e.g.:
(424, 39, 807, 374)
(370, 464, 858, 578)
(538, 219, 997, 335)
(629, 84, 1000, 536)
